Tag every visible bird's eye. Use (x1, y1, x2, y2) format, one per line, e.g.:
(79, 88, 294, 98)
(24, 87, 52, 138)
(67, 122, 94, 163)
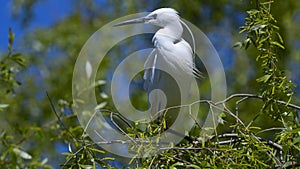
(152, 14, 157, 19)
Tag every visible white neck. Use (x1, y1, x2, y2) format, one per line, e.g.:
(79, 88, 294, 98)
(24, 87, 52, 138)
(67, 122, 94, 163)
(155, 20, 183, 42)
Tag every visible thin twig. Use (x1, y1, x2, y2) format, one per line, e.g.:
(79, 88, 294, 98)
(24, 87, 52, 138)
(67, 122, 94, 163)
(223, 103, 245, 127)
(246, 101, 270, 129)
(217, 93, 300, 110)
(109, 110, 137, 144)
(235, 96, 249, 121)
(83, 110, 98, 137)
(16, 114, 76, 145)
(46, 91, 77, 140)
(255, 127, 285, 135)
(159, 146, 218, 151)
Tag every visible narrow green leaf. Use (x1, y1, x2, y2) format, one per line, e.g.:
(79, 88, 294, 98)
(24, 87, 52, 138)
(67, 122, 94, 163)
(260, 54, 269, 59)
(101, 157, 115, 161)
(15, 58, 26, 67)
(271, 41, 285, 49)
(261, 1, 274, 5)
(256, 74, 271, 83)
(78, 164, 93, 169)
(61, 152, 73, 156)
(270, 24, 279, 30)
(8, 28, 14, 47)
(259, 36, 269, 44)
(247, 9, 259, 15)
(248, 126, 261, 130)
(250, 24, 266, 31)
(88, 147, 105, 154)
(276, 32, 284, 44)
(186, 164, 201, 168)
(11, 53, 22, 58)
(171, 162, 184, 168)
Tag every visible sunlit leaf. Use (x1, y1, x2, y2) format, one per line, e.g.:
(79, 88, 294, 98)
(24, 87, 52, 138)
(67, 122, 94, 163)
(100, 92, 108, 99)
(68, 143, 73, 153)
(94, 102, 107, 110)
(0, 104, 9, 108)
(232, 42, 243, 48)
(250, 24, 266, 31)
(13, 148, 32, 160)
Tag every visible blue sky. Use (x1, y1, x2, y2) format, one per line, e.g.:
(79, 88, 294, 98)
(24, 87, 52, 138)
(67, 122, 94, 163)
(0, 0, 73, 52)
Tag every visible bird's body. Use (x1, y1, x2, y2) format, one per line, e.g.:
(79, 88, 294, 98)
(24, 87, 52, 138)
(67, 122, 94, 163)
(115, 8, 199, 128)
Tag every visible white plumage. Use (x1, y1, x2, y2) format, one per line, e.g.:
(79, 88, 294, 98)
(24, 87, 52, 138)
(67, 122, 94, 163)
(115, 8, 199, 127)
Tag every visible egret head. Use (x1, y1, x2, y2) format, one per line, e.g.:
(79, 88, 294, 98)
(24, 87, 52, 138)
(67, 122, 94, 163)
(114, 8, 180, 28)
(144, 8, 180, 27)
(114, 8, 196, 65)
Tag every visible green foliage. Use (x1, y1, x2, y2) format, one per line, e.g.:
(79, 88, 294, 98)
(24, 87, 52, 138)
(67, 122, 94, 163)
(61, 140, 115, 168)
(0, 29, 52, 169)
(238, 1, 296, 119)
(133, 1, 300, 168)
(277, 118, 300, 166)
(234, 2, 300, 165)
(0, 28, 25, 94)
(0, 131, 52, 168)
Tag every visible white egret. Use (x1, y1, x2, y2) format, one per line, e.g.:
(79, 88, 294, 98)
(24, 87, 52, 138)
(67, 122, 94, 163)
(115, 8, 200, 128)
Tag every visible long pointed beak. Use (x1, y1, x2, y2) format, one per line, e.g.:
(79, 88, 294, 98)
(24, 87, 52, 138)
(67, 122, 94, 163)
(113, 17, 148, 27)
